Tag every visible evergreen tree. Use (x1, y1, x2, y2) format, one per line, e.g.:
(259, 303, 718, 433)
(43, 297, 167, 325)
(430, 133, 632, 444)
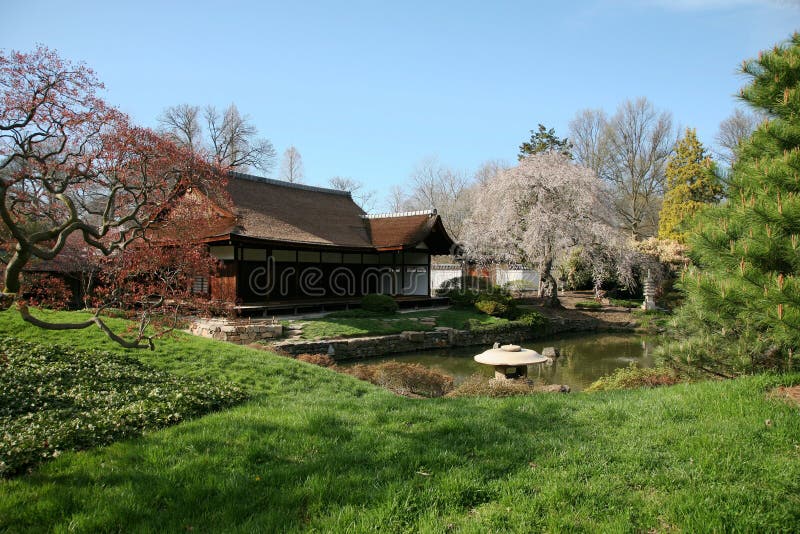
(669, 34, 800, 375)
(518, 124, 572, 160)
(657, 128, 722, 242)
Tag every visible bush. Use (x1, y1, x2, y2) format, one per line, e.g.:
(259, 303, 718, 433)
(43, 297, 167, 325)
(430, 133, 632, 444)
(0, 336, 247, 477)
(445, 289, 479, 308)
(562, 249, 594, 291)
(342, 362, 454, 397)
(475, 286, 518, 318)
(360, 294, 398, 314)
(464, 317, 498, 331)
(21, 273, 74, 310)
(575, 300, 602, 309)
(296, 353, 337, 367)
(585, 363, 684, 392)
(515, 311, 549, 329)
(474, 299, 513, 317)
(464, 311, 549, 333)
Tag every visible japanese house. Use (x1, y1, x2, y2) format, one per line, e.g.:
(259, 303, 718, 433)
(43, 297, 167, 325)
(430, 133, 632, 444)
(193, 173, 455, 311)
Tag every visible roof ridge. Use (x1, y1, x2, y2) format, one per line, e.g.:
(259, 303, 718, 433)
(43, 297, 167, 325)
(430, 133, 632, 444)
(362, 209, 436, 219)
(228, 171, 353, 197)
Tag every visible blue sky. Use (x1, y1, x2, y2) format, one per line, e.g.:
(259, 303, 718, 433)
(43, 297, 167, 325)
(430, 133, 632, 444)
(3, 1, 799, 210)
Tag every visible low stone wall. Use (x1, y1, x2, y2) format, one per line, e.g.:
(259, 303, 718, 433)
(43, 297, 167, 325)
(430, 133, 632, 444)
(272, 316, 633, 360)
(273, 329, 452, 359)
(190, 318, 283, 344)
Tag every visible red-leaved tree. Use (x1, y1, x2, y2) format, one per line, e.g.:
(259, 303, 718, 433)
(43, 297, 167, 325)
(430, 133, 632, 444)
(0, 46, 227, 349)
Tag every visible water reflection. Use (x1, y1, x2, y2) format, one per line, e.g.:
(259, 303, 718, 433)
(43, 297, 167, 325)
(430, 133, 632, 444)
(340, 332, 659, 392)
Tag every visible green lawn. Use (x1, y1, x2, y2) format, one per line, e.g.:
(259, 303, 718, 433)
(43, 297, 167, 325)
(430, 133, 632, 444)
(2, 308, 800, 531)
(287, 308, 509, 340)
(404, 309, 509, 330)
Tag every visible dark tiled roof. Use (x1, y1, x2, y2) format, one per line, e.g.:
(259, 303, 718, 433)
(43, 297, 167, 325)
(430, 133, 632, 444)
(367, 212, 454, 254)
(366, 214, 437, 249)
(226, 173, 372, 248)
(196, 173, 455, 253)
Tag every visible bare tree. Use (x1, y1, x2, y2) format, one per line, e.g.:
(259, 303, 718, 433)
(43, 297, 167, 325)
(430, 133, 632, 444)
(158, 104, 201, 152)
(569, 108, 609, 176)
(569, 98, 676, 239)
(158, 103, 276, 174)
(406, 156, 472, 241)
(204, 104, 276, 172)
(328, 176, 377, 211)
(715, 108, 762, 166)
(473, 159, 510, 187)
(279, 146, 304, 183)
(385, 184, 409, 213)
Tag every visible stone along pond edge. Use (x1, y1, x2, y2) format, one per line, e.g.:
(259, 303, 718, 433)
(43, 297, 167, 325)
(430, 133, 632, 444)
(269, 316, 638, 360)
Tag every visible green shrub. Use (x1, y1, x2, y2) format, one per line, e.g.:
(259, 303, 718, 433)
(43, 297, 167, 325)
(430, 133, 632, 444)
(464, 311, 548, 333)
(515, 311, 549, 329)
(474, 299, 512, 317)
(360, 294, 398, 314)
(464, 317, 498, 331)
(585, 363, 684, 392)
(474, 286, 518, 318)
(575, 300, 602, 309)
(342, 362, 454, 397)
(0, 336, 247, 477)
(445, 289, 479, 308)
(562, 249, 594, 290)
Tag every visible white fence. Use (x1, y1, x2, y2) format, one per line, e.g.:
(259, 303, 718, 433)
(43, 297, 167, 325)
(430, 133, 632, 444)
(430, 264, 540, 293)
(495, 268, 540, 289)
(431, 265, 461, 292)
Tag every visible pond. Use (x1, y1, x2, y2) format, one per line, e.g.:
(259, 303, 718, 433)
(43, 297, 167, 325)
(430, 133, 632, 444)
(340, 332, 659, 392)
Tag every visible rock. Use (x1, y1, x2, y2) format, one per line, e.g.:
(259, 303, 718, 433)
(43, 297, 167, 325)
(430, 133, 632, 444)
(402, 331, 426, 343)
(541, 346, 560, 359)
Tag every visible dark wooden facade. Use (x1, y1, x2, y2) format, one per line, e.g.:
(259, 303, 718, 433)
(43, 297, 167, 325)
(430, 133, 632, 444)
(195, 174, 455, 306)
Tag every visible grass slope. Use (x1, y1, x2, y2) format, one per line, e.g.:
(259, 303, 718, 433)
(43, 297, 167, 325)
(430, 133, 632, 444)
(2, 309, 800, 532)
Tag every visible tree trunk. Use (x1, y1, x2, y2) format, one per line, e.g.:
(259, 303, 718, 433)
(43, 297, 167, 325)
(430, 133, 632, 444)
(540, 252, 561, 308)
(0, 246, 31, 309)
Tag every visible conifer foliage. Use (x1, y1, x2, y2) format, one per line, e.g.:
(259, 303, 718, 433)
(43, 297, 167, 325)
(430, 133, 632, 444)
(672, 34, 800, 375)
(657, 128, 722, 242)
